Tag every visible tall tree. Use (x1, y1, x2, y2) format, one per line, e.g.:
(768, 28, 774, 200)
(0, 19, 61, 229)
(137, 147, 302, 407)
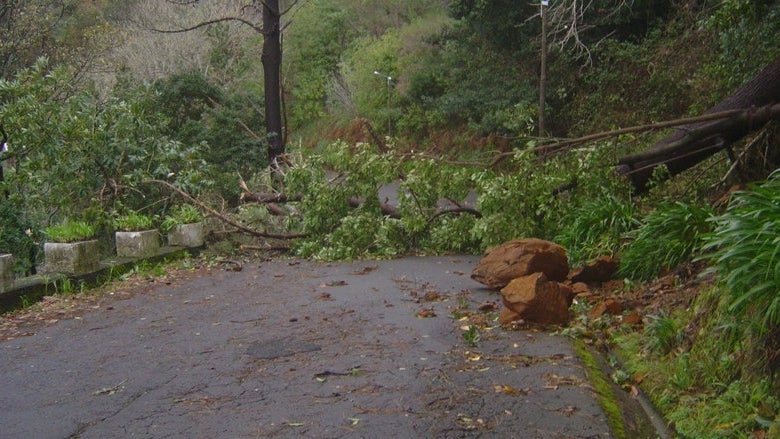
(140, 0, 294, 168)
(261, 0, 283, 166)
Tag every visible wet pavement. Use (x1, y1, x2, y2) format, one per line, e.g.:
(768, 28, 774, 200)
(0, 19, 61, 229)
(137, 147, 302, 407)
(0, 256, 620, 438)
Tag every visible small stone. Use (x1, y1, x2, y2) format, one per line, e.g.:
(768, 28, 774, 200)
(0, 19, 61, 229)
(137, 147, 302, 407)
(570, 282, 590, 296)
(588, 299, 623, 319)
(621, 310, 642, 325)
(498, 306, 522, 325)
(569, 255, 618, 284)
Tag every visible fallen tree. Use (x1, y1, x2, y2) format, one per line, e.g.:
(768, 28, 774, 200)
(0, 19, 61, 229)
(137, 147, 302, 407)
(616, 56, 780, 192)
(146, 179, 308, 240)
(240, 189, 481, 221)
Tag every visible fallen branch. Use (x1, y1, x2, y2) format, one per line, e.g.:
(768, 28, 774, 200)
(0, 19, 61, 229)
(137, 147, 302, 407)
(240, 191, 302, 203)
(144, 179, 308, 240)
(241, 188, 481, 222)
(486, 108, 749, 168)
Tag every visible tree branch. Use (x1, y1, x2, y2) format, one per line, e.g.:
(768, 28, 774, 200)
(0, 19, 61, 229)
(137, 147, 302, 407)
(145, 179, 308, 239)
(148, 16, 263, 34)
(486, 108, 750, 167)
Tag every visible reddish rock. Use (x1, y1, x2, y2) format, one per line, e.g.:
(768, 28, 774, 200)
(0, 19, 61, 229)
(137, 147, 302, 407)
(472, 238, 569, 290)
(499, 306, 523, 325)
(588, 299, 623, 319)
(600, 279, 625, 293)
(621, 310, 642, 325)
(571, 282, 591, 296)
(500, 272, 574, 325)
(569, 255, 619, 284)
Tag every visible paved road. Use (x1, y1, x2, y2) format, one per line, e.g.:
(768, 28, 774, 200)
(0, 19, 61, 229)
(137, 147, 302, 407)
(0, 256, 617, 438)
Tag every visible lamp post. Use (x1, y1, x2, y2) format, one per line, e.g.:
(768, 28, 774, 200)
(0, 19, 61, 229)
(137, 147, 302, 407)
(373, 70, 392, 138)
(539, 0, 548, 136)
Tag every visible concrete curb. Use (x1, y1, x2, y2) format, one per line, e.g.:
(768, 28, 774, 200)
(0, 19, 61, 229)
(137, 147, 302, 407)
(0, 245, 200, 313)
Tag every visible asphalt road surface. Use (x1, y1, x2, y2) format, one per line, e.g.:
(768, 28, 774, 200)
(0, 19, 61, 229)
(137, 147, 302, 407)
(0, 256, 622, 438)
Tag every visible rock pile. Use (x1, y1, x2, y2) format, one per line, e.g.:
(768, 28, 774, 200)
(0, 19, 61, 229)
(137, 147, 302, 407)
(471, 238, 622, 325)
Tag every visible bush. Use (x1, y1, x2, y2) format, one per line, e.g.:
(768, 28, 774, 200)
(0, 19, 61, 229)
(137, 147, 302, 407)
(618, 201, 714, 280)
(555, 194, 635, 265)
(161, 204, 202, 233)
(114, 211, 154, 232)
(44, 220, 97, 243)
(703, 171, 780, 326)
(0, 200, 39, 274)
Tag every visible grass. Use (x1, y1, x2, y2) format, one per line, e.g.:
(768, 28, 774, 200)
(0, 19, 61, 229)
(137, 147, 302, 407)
(702, 170, 780, 327)
(644, 311, 683, 355)
(610, 283, 780, 438)
(555, 194, 635, 265)
(618, 201, 713, 280)
(571, 338, 626, 439)
(43, 220, 97, 243)
(114, 211, 154, 231)
(461, 325, 480, 347)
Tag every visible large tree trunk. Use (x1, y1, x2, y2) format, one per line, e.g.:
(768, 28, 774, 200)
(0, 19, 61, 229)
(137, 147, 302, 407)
(617, 56, 780, 192)
(261, 0, 284, 166)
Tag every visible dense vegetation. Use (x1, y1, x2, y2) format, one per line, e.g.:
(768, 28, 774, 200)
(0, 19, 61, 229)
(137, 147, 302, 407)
(1, 0, 779, 436)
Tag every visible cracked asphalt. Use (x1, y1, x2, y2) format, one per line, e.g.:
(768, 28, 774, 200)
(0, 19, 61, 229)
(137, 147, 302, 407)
(0, 256, 622, 438)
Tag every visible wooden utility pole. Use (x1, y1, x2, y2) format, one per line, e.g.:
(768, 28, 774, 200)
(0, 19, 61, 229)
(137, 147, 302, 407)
(539, 0, 547, 136)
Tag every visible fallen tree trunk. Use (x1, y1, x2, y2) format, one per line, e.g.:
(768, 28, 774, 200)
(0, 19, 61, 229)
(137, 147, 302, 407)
(146, 179, 309, 240)
(241, 189, 481, 222)
(617, 56, 780, 193)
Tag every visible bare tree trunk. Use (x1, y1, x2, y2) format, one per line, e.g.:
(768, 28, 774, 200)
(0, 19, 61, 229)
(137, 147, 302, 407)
(617, 56, 780, 192)
(261, 0, 284, 167)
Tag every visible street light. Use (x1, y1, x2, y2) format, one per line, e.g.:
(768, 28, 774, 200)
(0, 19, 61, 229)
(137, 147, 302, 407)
(373, 70, 392, 138)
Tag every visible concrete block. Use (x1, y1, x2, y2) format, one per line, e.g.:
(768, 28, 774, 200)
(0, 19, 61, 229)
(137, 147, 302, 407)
(116, 230, 160, 258)
(0, 253, 14, 293)
(43, 240, 100, 275)
(167, 223, 204, 248)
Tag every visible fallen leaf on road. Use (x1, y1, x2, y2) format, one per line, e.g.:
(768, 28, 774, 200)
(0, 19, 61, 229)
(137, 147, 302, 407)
(543, 372, 584, 387)
(494, 384, 527, 395)
(478, 301, 497, 311)
(416, 307, 436, 318)
(351, 265, 378, 275)
(557, 405, 578, 416)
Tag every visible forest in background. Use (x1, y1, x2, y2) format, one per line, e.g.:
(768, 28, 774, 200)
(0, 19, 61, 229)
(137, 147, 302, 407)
(2, 1, 780, 437)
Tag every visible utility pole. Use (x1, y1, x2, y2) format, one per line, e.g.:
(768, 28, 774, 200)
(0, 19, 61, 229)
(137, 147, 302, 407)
(539, 0, 548, 136)
(373, 70, 392, 138)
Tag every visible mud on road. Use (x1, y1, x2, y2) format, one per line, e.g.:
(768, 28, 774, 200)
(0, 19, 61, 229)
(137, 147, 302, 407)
(1, 256, 622, 438)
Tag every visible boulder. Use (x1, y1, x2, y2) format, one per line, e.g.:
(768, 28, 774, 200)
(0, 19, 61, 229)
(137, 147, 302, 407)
(569, 255, 618, 284)
(472, 238, 569, 290)
(500, 272, 575, 325)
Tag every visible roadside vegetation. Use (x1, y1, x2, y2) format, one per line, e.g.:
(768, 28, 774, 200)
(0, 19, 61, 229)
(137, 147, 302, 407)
(1, 1, 779, 437)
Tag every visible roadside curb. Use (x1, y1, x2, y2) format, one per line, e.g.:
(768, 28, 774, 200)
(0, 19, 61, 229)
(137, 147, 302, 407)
(0, 245, 200, 313)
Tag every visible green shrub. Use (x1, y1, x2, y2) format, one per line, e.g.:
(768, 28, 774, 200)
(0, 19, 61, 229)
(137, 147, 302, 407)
(114, 211, 154, 232)
(161, 204, 201, 232)
(555, 194, 635, 265)
(644, 311, 683, 355)
(703, 171, 780, 326)
(0, 200, 39, 274)
(618, 201, 714, 280)
(44, 220, 97, 243)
